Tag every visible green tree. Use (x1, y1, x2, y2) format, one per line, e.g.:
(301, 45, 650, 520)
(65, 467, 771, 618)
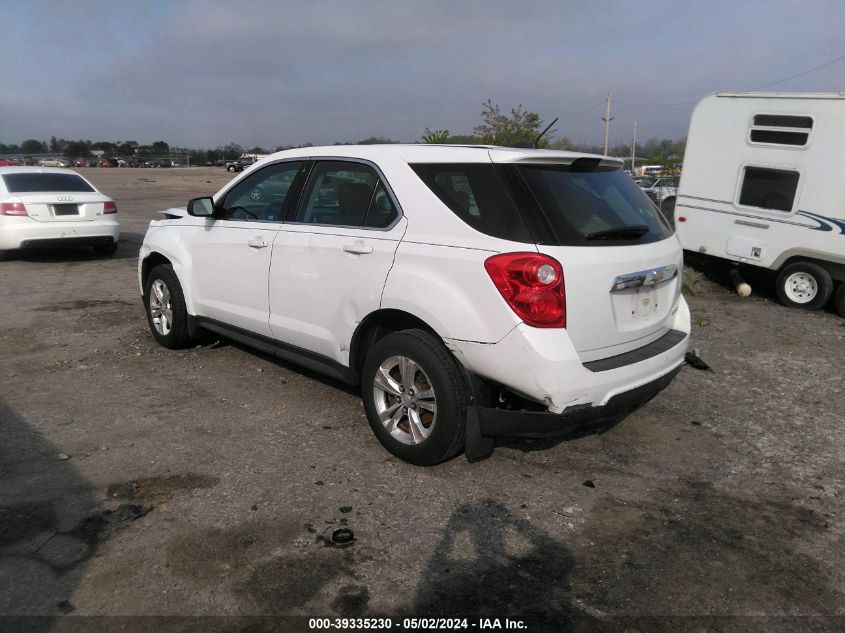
(473, 99, 550, 147)
(358, 136, 397, 145)
(92, 141, 116, 155)
(219, 143, 243, 159)
(64, 140, 91, 159)
(421, 128, 450, 144)
(151, 140, 170, 154)
(548, 137, 575, 151)
(20, 139, 46, 154)
(446, 134, 482, 145)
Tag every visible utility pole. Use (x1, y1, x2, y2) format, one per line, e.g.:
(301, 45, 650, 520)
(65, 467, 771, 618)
(631, 121, 637, 175)
(602, 91, 614, 156)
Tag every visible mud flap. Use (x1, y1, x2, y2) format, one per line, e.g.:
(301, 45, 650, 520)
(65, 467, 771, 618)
(464, 407, 494, 462)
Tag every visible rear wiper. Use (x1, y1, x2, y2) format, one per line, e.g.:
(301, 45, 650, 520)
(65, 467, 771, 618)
(586, 225, 649, 241)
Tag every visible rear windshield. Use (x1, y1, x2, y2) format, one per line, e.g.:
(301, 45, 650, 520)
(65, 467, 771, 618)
(2, 173, 95, 193)
(410, 163, 532, 242)
(516, 163, 673, 245)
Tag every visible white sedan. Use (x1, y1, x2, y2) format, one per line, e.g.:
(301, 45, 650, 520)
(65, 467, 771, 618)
(0, 167, 120, 256)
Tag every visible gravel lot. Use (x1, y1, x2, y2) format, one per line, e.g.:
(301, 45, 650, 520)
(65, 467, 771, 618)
(1, 167, 843, 631)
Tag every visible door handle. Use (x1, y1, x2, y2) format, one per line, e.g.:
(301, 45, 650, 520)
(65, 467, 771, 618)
(343, 243, 373, 255)
(247, 237, 268, 248)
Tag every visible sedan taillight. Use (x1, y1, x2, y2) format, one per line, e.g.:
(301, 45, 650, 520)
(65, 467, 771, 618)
(484, 252, 566, 328)
(103, 201, 118, 214)
(0, 202, 28, 216)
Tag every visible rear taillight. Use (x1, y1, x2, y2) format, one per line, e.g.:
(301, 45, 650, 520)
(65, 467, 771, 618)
(0, 202, 28, 216)
(103, 201, 118, 214)
(484, 252, 566, 328)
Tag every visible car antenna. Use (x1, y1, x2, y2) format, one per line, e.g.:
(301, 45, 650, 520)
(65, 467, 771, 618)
(533, 116, 559, 149)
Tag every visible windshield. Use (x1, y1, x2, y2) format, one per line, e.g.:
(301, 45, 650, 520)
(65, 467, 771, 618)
(516, 163, 673, 245)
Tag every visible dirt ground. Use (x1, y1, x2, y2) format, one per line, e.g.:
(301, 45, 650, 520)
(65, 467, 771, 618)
(1, 167, 843, 632)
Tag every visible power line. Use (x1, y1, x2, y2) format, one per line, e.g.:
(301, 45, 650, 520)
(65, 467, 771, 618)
(614, 99, 698, 107)
(556, 101, 604, 120)
(614, 51, 845, 108)
(749, 52, 845, 90)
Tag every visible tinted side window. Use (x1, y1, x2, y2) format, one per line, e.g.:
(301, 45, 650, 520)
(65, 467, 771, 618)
(2, 173, 95, 193)
(410, 163, 532, 242)
(219, 161, 304, 221)
(295, 161, 396, 228)
(738, 167, 799, 212)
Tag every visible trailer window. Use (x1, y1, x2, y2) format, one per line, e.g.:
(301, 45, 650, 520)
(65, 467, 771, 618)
(752, 114, 812, 128)
(749, 114, 812, 147)
(738, 167, 799, 212)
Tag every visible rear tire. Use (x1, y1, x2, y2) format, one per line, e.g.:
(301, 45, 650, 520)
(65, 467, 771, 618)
(776, 262, 833, 310)
(143, 264, 193, 349)
(361, 329, 467, 466)
(834, 283, 845, 318)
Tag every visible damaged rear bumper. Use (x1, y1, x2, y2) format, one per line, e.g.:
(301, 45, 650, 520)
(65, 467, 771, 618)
(465, 364, 682, 461)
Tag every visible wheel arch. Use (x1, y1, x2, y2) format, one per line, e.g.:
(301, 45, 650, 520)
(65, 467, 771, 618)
(779, 255, 845, 283)
(349, 309, 444, 381)
(140, 251, 173, 290)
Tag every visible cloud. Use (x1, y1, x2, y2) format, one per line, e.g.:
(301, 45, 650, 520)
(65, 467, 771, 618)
(2, 0, 843, 147)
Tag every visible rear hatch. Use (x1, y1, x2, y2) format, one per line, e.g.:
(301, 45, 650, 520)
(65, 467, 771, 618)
(506, 158, 681, 359)
(1, 171, 107, 222)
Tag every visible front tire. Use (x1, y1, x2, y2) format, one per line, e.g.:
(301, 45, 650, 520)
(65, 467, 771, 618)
(143, 264, 193, 349)
(776, 262, 833, 310)
(361, 329, 467, 466)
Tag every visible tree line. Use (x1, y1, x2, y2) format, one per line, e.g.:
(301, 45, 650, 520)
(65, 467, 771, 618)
(1, 100, 686, 167)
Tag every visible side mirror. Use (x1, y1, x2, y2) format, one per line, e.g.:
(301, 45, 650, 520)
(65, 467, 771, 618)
(187, 196, 215, 217)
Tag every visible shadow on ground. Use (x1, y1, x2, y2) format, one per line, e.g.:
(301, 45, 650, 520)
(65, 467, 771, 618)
(0, 398, 140, 619)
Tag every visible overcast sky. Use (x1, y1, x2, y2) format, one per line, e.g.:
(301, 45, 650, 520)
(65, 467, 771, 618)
(1, 0, 843, 149)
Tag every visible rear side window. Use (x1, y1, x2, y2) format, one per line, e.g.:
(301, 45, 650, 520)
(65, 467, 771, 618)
(515, 163, 673, 245)
(738, 166, 799, 212)
(295, 161, 399, 228)
(2, 173, 95, 193)
(410, 163, 532, 242)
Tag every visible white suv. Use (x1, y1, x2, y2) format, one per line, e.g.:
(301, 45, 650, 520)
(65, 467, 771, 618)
(139, 145, 690, 465)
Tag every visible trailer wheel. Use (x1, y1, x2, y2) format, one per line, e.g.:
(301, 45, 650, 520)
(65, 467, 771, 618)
(833, 283, 845, 318)
(776, 262, 833, 310)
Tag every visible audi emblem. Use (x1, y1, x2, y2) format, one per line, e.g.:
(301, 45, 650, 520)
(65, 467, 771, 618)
(57, 195, 74, 201)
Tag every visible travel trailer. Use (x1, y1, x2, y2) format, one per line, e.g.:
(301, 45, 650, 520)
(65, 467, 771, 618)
(676, 92, 845, 316)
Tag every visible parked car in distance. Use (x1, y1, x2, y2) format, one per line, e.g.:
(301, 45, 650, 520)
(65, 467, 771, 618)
(641, 176, 678, 224)
(38, 158, 71, 168)
(226, 154, 269, 172)
(139, 145, 689, 465)
(0, 167, 120, 256)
